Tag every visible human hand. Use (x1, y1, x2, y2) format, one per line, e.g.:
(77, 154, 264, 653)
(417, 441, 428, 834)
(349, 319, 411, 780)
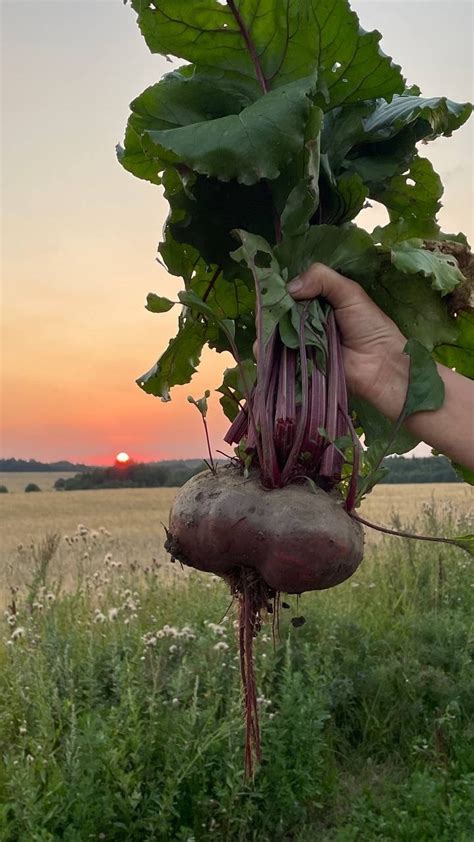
(286, 263, 406, 406)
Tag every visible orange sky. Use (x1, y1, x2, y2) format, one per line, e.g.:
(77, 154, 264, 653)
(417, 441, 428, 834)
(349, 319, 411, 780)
(1, 1, 473, 464)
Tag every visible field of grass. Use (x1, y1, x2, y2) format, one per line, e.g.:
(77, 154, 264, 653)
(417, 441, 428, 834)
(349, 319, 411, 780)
(0, 472, 77, 494)
(1, 479, 471, 580)
(1, 479, 474, 839)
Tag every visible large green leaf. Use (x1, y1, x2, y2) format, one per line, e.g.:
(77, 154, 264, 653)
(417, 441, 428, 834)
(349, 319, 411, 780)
(321, 96, 471, 223)
(280, 105, 323, 237)
(403, 338, 445, 417)
(372, 157, 443, 244)
(351, 397, 419, 453)
(362, 94, 472, 142)
(276, 223, 377, 281)
(163, 170, 275, 270)
(368, 264, 458, 351)
(137, 319, 208, 400)
(122, 0, 473, 501)
(141, 76, 316, 184)
(117, 67, 250, 183)
(355, 339, 444, 502)
(128, 0, 404, 105)
(435, 311, 474, 379)
(319, 168, 369, 225)
(216, 361, 257, 421)
(231, 231, 293, 344)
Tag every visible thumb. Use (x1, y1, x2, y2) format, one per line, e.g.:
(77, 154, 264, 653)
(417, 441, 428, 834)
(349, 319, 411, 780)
(286, 263, 368, 311)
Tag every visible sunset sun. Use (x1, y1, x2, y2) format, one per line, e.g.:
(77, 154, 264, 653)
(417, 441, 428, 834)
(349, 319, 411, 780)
(115, 451, 130, 464)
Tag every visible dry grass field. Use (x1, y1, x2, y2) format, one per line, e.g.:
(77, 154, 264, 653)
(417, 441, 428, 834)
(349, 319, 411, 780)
(1, 476, 471, 595)
(0, 472, 76, 493)
(0, 479, 471, 552)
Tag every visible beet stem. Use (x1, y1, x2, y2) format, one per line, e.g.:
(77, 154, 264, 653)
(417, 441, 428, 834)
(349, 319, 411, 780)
(320, 311, 343, 480)
(351, 512, 467, 548)
(281, 305, 310, 484)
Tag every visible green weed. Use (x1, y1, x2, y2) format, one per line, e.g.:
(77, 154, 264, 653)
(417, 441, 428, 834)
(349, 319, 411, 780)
(1, 508, 473, 841)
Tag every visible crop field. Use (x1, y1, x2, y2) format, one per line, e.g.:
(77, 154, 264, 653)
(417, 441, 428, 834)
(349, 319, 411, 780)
(0, 478, 471, 577)
(0, 472, 77, 494)
(1, 480, 473, 839)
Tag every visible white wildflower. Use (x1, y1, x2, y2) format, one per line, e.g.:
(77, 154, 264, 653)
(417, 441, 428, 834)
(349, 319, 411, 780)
(19, 724, 27, 736)
(213, 641, 229, 652)
(94, 612, 106, 623)
(207, 622, 226, 636)
(26, 754, 34, 764)
(169, 644, 178, 653)
(7, 615, 16, 626)
(108, 607, 119, 621)
(46, 593, 55, 602)
(11, 627, 25, 640)
(172, 698, 179, 706)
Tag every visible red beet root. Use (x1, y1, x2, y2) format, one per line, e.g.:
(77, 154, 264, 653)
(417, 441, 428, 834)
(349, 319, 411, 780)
(166, 465, 364, 593)
(166, 464, 364, 776)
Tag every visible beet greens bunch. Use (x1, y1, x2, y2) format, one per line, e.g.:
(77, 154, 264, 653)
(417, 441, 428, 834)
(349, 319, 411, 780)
(118, 0, 473, 500)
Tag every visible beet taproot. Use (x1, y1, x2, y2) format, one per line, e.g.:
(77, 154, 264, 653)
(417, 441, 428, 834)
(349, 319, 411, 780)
(166, 464, 364, 593)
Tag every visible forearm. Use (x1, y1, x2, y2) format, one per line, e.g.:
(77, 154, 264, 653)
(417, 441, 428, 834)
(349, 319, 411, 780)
(370, 352, 474, 470)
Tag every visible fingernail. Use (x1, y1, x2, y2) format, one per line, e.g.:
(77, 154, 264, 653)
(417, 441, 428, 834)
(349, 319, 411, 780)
(286, 276, 303, 294)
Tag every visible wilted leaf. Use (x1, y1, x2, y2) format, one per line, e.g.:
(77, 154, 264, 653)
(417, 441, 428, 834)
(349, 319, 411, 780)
(391, 239, 464, 295)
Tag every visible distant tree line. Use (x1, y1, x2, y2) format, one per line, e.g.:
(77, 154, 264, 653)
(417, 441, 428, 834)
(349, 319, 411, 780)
(380, 455, 460, 484)
(0, 455, 461, 491)
(0, 458, 91, 472)
(54, 461, 207, 490)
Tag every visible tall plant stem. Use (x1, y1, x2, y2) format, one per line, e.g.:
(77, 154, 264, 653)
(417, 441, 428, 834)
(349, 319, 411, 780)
(226, 2, 283, 247)
(202, 416, 216, 474)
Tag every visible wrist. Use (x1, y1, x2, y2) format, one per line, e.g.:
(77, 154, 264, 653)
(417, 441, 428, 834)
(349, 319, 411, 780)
(360, 343, 410, 420)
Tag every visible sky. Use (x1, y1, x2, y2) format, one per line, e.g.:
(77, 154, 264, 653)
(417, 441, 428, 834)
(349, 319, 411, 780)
(1, 0, 473, 465)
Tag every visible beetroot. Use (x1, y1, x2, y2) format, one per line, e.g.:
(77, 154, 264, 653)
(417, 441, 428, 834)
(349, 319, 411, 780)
(166, 465, 364, 593)
(166, 464, 364, 776)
